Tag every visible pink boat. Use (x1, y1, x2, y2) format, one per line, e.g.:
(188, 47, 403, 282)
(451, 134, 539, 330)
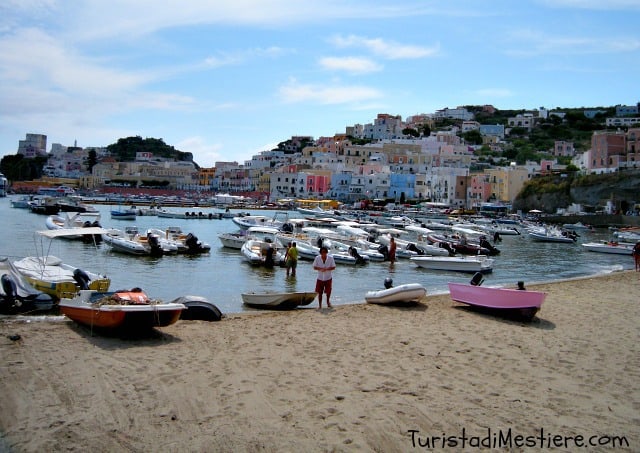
(448, 281, 547, 321)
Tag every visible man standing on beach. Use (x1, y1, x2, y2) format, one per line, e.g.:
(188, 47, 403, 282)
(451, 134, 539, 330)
(313, 246, 336, 309)
(633, 241, 640, 271)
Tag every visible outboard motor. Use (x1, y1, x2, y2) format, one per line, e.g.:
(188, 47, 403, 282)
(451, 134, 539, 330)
(147, 233, 164, 257)
(73, 268, 91, 290)
(517, 281, 526, 290)
(470, 272, 484, 287)
(440, 241, 456, 256)
(377, 244, 389, 261)
(384, 277, 393, 289)
(281, 222, 294, 233)
(349, 246, 366, 265)
(185, 233, 201, 253)
(479, 238, 500, 256)
(1, 274, 18, 302)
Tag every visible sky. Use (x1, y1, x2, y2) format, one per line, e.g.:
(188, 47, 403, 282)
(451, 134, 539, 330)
(1, 1, 639, 168)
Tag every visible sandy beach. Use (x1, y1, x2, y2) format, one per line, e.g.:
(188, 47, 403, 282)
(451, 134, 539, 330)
(1, 271, 638, 452)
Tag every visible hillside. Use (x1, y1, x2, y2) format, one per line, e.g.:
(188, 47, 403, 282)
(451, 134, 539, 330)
(513, 170, 640, 214)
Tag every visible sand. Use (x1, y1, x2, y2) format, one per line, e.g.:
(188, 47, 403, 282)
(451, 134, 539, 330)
(1, 271, 639, 452)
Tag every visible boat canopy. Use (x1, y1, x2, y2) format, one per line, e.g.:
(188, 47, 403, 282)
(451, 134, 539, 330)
(36, 227, 111, 238)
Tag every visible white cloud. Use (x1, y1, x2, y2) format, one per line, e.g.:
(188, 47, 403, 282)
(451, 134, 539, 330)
(536, 0, 640, 10)
(474, 88, 514, 98)
(318, 57, 382, 74)
(505, 29, 640, 57)
(279, 80, 382, 105)
(329, 34, 439, 59)
(175, 136, 224, 167)
(278, 79, 383, 105)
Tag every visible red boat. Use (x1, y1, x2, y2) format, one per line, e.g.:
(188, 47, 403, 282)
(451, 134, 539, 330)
(59, 289, 185, 331)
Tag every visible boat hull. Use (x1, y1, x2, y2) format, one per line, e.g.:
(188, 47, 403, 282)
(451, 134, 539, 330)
(448, 282, 546, 320)
(411, 256, 494, 273)
(365, 283, 426, 304)
(581, 242, 634, 255)
(59, 291, 185, 330)
(241, 291, 317, 309)
(60, 304, 183, 329)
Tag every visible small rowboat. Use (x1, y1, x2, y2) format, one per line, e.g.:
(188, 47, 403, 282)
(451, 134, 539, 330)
(241, 291, 317, 309)
(448, 280, 546, 321)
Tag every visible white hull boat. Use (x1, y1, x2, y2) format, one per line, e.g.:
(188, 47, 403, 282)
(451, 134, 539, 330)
(527, 226, 576, 243)
(45, 211, 103, 240)
(581, 241, 635, 255)
(218, 231, 247, 249)
(365, 283, 426, 304)
(411, 255, 494, 273)
(240, 226, 285, 266)
(241, 291, 317, 309)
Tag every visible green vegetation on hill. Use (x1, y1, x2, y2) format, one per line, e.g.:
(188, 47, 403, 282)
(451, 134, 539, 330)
(107, 136, 195, 165)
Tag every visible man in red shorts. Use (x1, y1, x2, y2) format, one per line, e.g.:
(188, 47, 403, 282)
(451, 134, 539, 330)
(313, 246, 336, 309)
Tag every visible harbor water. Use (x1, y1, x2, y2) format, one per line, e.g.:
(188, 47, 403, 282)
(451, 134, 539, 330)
(0, 197, 632, 315)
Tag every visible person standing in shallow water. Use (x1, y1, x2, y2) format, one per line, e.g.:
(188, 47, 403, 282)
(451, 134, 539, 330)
(284, 242, 298, 277)
(313, 246, 336, 309)
(388, 237, 397, 265)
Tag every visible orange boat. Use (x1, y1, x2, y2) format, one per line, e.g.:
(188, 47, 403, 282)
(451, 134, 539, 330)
(58, 289, 185, 331)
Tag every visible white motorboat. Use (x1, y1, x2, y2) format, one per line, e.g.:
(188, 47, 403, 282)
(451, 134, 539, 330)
(365, 283, 427, 304)
(240, 226, 285, 266)
(581, 241, 635, 255)
(161, 227, 211, 254)
(527, 226, 577, 243)
(102, 226, 167, 256)
(232, 212, 290, 230)
(411, 255, 494, 273)
(0, 257, 55, 314)
(377, 233, 450, 258)
(45, 211, 103, 240)
(612, 227, 640, 242)
(13, 229, 111, 299)
(241, 291, 317, 309)
(563, 222, 593, 231)
(218, 231, 247, 249)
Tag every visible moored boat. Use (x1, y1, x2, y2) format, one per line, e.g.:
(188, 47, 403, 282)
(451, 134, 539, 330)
(12, 228, 111, 299)
(110, 208, 137, 220)
(581, 241, 635, 255)
(411, 255, 494, 273)
(0, 257, 55, 314)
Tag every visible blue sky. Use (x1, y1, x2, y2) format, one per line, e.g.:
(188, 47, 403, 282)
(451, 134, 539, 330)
(1, 1, 638, 168)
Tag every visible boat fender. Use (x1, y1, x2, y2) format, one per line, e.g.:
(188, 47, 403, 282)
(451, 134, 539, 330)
(1, 274, 17, 302)
(73, 268, 91, 290)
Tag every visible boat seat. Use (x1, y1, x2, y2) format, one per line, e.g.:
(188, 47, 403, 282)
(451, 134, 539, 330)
(470, 272, 484, 286)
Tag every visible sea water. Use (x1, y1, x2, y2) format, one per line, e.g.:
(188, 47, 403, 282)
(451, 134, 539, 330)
(0, 197, 631, 314)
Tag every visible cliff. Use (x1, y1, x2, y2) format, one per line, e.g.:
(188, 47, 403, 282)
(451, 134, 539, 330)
(513, 170, 640, 214)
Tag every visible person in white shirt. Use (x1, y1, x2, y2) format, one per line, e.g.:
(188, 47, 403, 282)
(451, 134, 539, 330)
(313, 246, 336, 309)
